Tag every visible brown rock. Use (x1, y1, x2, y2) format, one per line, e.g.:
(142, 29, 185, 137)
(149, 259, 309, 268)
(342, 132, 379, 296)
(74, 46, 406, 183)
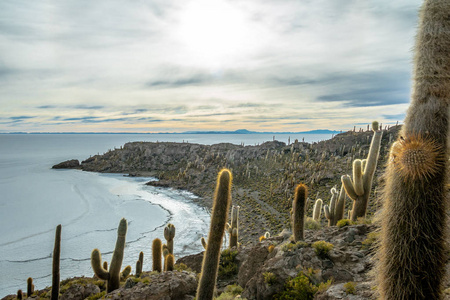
(52, 159, 80, 169)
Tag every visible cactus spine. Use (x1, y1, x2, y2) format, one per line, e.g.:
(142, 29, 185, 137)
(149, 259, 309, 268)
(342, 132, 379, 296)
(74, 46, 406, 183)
(312, 198, 323, 221)
(291, 184, 307, 241)
(91, 218, 130, 293)
(323, 185, 346, 226)
(226, 205, 239, 248)
(152, 238, 162, 272)
(27, 277, 34, 297)
(165, 254, 174, 271)
(342, 121, 382, 221)
(377, 0, 449, 299)
(197, 169, 232, 300)
(136, 251, 144, 277)
(164, 223, 175, 255)
(51, 224, 61, 300)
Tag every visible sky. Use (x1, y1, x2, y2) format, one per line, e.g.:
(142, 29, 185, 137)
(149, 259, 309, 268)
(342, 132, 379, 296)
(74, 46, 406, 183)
(0, 0, 422, 133)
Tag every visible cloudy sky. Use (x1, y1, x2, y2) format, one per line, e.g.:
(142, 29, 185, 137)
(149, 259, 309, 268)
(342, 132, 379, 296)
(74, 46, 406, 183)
(0, 0, 422, 133)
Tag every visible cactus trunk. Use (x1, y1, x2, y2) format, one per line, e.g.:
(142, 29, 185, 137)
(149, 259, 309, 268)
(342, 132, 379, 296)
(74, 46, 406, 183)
(152, 238, 162, 273)
(197, 169, 232, 300)
(377, 0, 449, 299)
(292, 184, 307, 241)
(51, 224, 61, 300)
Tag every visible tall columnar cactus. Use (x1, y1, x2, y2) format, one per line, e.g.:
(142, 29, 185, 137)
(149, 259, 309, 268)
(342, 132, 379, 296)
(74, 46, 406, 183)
(225, 205, 239, 249)
(291, 184, 307, 241)
(312, 198, 323, 221)
(323, 185, 346, 226)
(152, 238, 162, 273)
(27, 277, 34, 297)
(165, 254, 174, 271)
(164, 223, 176, 255)
(51, 224, 61, 300)
(377, 0, 449, 299)
(197, 169, 232, 300)
(342, 121, 382, 221)
(135, 251, 144, 277)
(91, 218, 131, 293)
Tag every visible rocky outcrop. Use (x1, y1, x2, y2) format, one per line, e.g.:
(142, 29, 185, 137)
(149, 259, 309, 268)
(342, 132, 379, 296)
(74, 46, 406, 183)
(52, 159, 80, 169)
(105, 271, 197, 300)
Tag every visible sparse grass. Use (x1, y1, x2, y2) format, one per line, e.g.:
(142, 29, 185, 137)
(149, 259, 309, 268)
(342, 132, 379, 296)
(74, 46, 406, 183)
(263, 272, 277, 286)
(362, 231, 379, 250)
(305, 217, 321, 230)
(274, 269, 332, 300)
(336, 219, 355, 228)
(311, 241, 333, 259)
(282, 241, 309, 252)
(343, 282, 357, 295)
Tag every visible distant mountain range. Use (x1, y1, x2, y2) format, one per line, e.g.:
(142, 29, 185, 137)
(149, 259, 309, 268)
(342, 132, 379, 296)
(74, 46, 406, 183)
(3, 129, 340, 134)
(181, 129, 340, 134)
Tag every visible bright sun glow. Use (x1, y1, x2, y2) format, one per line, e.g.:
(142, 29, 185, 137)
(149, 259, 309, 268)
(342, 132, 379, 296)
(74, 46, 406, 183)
(174, 0, 258, 69)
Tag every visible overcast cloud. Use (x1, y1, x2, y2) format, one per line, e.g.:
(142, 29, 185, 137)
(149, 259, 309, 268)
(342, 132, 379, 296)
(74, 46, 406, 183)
(0, 0, 421, 132)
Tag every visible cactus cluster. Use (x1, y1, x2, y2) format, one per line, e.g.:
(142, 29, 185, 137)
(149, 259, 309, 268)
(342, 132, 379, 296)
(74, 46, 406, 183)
(225, 205, 239, 249)
(135, 251, 144, 277)
(91, 218, 131, 293)
(323, 185, 346, 226)
(342, 121, 382, 221)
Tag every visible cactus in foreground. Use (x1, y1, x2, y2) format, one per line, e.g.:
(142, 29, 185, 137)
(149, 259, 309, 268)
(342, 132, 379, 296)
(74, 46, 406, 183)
(27, 277, 34, 297)
(164, 223, 176, 255)
(197, 169, 232, 300)
(291, 184, 307, 241)
(135, 251, 144, 277)
(323, 185, 346, 226)
(51, 224, 61, 300)
(377, 1, 449, 298)
(225, 205, 239, 248)
(17, 290, 23, 300)
(152, 238, 162, 273)
(91, 218, 131, 293)
(165, 254, 174, 271)
(342, 121, 382, 221)
(312, 198, 323, 221)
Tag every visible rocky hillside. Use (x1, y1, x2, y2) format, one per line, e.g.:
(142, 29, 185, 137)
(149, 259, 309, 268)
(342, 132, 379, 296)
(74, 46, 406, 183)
(65, 125, 399, 245)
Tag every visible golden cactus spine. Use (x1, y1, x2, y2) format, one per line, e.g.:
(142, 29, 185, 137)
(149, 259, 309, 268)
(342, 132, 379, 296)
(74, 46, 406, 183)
(91, 218, 131, 293)
(342, 121, 382, 221)
(196, 169, 232, 300)
(377, 0, 449, 298)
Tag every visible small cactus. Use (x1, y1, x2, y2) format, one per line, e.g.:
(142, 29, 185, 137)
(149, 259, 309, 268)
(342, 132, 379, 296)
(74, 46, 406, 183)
(17, 290, 23, 300)
(165, 254, 174, 271)
(197, 169, 232, 300)
(164, 224, 176, 255)
(291, 184, 307, 241)
(342, 121, 382, 221)
(27, 277, 34, 297)
(91, 218, 131, 293)
(226, 205, 239, 248)
(323, 185, 346, 226)
(135, 251, 144, 277)
(51, 224, 61, 300)
(152, 238, 162, 273)
(312, 198, 323, 221)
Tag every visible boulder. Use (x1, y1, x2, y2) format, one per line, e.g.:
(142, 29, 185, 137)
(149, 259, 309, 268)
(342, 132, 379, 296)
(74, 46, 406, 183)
(52, 159, 80, 169)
